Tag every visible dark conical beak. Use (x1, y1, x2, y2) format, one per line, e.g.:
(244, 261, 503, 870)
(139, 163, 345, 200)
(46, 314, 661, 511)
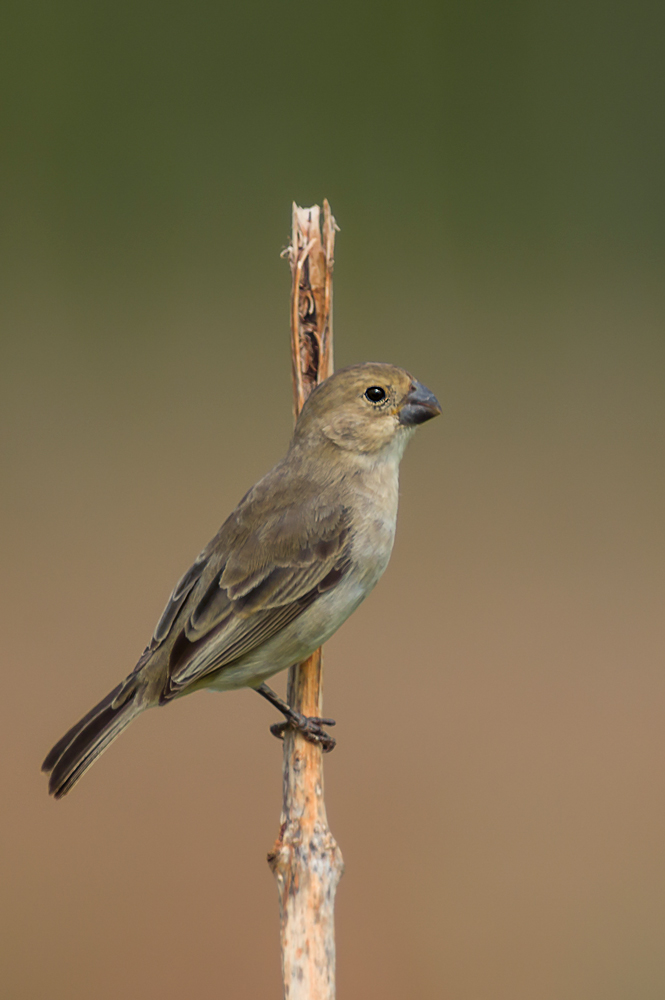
(398, 380, 442, 426)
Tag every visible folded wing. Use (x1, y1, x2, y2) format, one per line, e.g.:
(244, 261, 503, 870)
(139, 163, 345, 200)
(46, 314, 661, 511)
(150, 499, 352, 700)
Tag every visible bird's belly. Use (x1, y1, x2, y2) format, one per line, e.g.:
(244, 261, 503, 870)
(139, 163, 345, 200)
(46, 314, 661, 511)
(204, 556, 386, 692)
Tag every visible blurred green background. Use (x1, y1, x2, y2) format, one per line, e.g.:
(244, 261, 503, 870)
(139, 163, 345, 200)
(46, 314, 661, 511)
(2, 1, 665, 997)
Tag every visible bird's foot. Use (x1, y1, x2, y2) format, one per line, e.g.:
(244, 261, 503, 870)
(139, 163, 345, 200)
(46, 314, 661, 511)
(270, 714, 337, 752)
(255, 683, 337, 752)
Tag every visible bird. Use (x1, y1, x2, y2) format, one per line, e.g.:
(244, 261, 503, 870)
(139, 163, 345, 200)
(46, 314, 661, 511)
(42, 362, 441, 797)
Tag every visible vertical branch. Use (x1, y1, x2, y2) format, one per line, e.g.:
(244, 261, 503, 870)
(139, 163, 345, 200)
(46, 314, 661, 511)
(267, 201, 344, 1000)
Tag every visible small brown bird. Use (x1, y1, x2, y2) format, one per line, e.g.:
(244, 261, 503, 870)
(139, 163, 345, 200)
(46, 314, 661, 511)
(43, 363, 440, 797)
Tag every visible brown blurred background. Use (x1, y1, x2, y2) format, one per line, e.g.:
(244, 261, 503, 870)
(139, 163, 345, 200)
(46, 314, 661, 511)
(2, 1, 665, 997)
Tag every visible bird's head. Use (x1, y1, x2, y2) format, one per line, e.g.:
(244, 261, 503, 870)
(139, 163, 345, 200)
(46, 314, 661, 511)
(293, 362, 441, 456)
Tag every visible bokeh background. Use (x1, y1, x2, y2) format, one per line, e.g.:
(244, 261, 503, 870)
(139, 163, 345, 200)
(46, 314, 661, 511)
(2, 1, 664, 997)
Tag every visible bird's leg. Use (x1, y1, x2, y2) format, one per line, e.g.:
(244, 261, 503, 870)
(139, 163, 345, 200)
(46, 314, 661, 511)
(255, 682, 336, 752)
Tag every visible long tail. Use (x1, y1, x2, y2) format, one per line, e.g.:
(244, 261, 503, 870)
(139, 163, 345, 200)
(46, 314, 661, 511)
(42, 680, 144, 798)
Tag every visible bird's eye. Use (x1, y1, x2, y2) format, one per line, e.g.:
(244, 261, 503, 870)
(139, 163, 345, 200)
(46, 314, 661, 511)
(364, 386, 386, 403)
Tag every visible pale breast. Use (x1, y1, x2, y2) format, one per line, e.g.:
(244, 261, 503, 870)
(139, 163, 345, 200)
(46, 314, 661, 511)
(346, 452, 399, 583)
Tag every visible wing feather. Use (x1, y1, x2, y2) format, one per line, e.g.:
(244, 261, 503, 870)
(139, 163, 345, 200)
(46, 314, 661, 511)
(157, 500, 352, 699)
(152, 551, 211, 643)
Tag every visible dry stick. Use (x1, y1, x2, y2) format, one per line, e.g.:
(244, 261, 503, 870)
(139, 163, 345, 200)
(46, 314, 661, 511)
(267, 201, 344, 1000)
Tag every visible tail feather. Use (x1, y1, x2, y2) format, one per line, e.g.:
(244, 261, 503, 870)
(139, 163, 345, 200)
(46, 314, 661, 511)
(42, 683, 125, 773)
(42, 683, 143, 798)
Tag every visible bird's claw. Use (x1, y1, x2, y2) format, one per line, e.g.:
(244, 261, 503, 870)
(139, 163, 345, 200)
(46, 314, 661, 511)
(270, 714, 337, 752)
